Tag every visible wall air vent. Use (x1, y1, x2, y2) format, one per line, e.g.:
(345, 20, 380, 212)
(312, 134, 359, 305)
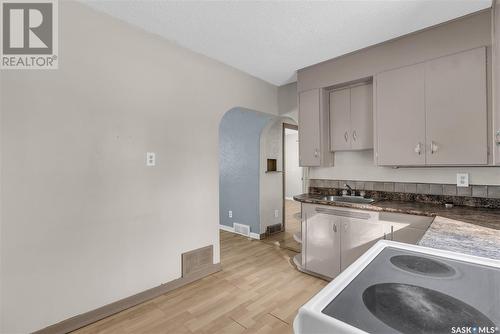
(233, 223, 250, 237)
(182, 245, 213, 278)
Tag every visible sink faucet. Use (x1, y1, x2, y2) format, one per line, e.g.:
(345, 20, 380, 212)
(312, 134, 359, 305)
(344, 184, 355, 196)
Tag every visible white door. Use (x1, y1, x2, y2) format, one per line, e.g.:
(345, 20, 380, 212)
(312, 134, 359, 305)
(425, 47, 487, 165)
(304, 205, 341, 278)
(375, 63, 426, 165)
(298, 89, 321, 166)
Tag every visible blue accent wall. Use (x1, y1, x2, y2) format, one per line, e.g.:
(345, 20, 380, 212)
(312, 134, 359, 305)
(219, 107, 274, 234)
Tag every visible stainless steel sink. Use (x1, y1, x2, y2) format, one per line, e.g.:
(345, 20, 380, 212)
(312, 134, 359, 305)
(322, 195, 375, 204)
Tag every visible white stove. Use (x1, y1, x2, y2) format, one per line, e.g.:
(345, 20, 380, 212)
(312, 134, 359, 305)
(293, 240, 500, 334)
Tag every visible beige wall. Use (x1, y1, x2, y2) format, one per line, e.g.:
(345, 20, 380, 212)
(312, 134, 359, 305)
(278, 82, 298, 122)
(290, 10, 500, 185)
(285, 130, 302, 198)
(292, 11, 500, 185)
(312, 150, 500, 185)
(298, 11, 492, 92)
(259, 117, 296, 233)
(0, 2, 278, 333)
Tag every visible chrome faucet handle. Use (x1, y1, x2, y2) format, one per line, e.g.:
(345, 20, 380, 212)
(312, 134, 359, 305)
(344, 184, 354, 196)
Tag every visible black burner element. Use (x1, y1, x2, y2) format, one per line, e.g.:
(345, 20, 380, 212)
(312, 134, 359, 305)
(363, 283, 495, 334)
(390, 255, 456, 277)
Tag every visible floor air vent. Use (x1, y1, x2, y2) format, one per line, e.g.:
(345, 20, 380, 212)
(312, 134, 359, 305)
(233, 223, 250, 237)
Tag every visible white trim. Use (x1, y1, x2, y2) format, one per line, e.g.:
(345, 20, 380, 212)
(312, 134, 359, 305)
(250, 232, 261, 240)
(219, 224, 234, 233)
(219, 224, 261, 240)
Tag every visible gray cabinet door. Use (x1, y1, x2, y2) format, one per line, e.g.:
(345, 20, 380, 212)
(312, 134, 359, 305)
(299, 89, 321, 166)
(340, 217, 386, 271)
(375, 63, 426, 165)
(329, 88, 351, 151)
(350, 83, 373, 150)
(425, 47, 487, 165)
(304, 206, 341, 278)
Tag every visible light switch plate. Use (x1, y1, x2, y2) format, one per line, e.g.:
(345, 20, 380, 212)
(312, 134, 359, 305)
(274, 209, 279, 218)
(146, 152, 156, 166)
(228, 211, 232, 218)
(456, 173, 469, 187)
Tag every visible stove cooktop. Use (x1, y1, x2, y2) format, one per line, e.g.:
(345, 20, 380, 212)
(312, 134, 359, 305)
(322, 247, 500, 334)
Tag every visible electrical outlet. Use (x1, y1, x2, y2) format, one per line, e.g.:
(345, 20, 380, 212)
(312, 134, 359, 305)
(274, 210, 279, 218)
(146, 152, 156, 166)
(228, 211, 232, 218)
(456, 173, 469, 187)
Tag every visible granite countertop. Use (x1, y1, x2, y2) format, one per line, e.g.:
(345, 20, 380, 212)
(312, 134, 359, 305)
(294, 193, 500, 260)
(418, 216, 500, 260)
(293, 193, 500, 230)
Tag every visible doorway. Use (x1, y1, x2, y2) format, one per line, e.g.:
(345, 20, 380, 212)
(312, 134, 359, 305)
(283, 124, 302, 252)
(261, 123, 302, 252)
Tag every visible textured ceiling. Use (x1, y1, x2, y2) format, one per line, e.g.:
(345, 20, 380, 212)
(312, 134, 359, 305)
(82, 0, 492, 86)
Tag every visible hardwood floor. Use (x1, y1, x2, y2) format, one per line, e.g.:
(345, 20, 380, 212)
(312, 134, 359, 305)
(73, 230, 326, 334)
(261, 200, 302, 253)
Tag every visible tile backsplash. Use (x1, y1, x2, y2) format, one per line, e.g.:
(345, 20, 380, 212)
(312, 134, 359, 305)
(308, 179, 500, 199)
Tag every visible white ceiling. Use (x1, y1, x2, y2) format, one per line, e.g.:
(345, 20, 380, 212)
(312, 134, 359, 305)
(83, 0, 492, 86)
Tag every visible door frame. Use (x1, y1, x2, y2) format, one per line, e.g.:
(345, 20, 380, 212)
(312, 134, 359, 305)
(282, 123, 299, 231)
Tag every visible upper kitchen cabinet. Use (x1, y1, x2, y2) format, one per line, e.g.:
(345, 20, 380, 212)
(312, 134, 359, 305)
(425, 47, 487, 165)
(375, 63, 426, 166)
(350, 84, 374, 150)
(330, 83, 373, 152)
(298, 88, 334, 167)
(375, 47, 488, 166)
(330, 88, 351, 151)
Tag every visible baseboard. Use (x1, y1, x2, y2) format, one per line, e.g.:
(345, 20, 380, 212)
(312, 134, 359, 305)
(219, 224, 261, 240)
(33, 263, 222, 334)
(285, 196, 294, 200)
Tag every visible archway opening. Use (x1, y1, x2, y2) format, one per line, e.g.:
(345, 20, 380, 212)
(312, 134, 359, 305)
(218, 107, 300, 251)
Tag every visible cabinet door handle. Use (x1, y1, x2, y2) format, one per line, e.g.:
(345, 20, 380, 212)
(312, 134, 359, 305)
(344, 131, 349, 142)
(333, 223, 337, 232)
(391, 225, 394, 241)
(414, 142, 422, 155)
(352, 130, 357, 141)
(430, 141, 438, 154)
